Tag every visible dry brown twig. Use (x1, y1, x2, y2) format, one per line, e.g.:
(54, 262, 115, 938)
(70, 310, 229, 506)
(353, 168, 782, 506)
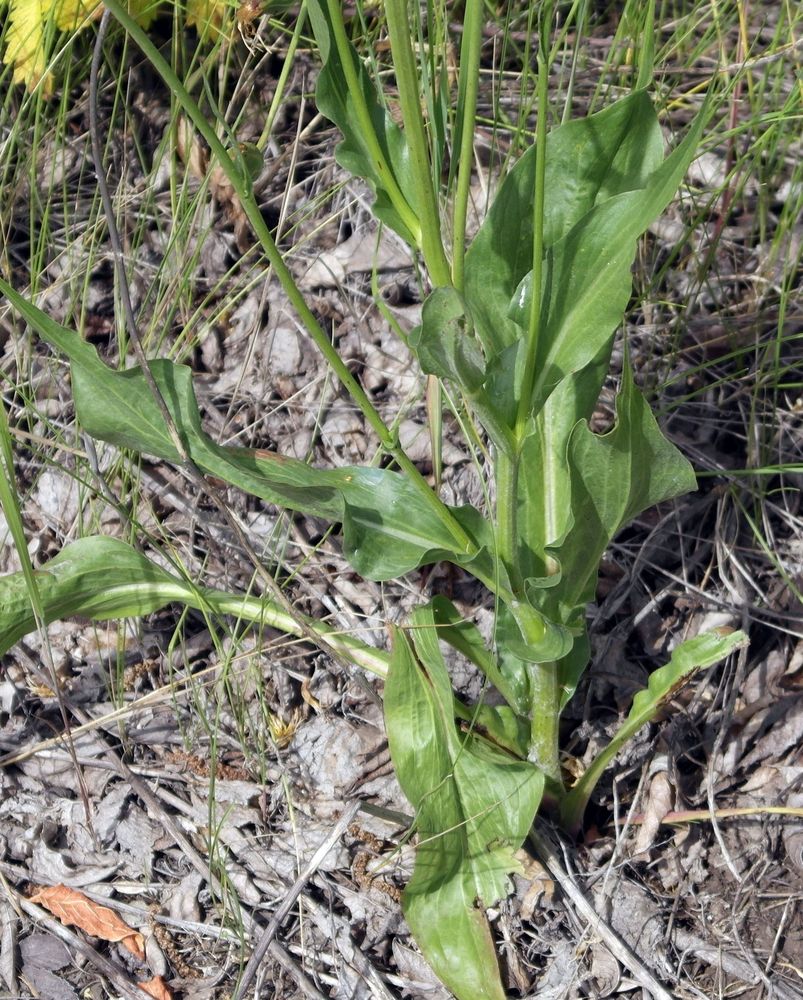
(232, 798, 362, 1000)
(529, 823, 678, 1000)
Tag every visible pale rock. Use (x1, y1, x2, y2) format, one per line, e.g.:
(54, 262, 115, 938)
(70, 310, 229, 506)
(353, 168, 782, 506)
(267, 324, 304, 376)
(33, 469, 79, 529)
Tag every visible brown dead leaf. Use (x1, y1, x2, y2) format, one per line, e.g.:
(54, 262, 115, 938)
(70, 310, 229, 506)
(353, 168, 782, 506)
(633, 768, 675, 857)
(175, 116, 207, 183)
(589, 942, 621, 997)
(515, 849, 555, 919)
(138, 975, 173, 999)
(207, 164, 250, 251)
(28, 885, 145, 960)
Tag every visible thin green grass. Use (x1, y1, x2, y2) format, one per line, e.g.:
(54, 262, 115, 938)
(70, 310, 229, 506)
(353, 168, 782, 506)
(0, 6, 323, 947)
(0, 0, 801, 992)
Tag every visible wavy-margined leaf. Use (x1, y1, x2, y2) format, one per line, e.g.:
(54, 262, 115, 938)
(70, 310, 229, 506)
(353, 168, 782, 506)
(0, 537, 192, 656)
(0, 281, 495, 582)
(411, 288, 516, 456)
(464, 90, 664, 359)
(561, 628, 748, 831)
(0, 536, 392, 676)
(385, 603, 544, 1000)
(307, 0, 419, 247)
(509, 100, 709, 418)
(539, 364, 697, 623)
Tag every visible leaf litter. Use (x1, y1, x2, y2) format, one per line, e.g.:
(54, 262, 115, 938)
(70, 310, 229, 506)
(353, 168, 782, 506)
(28, 885, 146, 960)
(0, 6, 802, 1000)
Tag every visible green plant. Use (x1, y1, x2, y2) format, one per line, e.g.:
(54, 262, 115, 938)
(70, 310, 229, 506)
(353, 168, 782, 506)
(0, 2, 748, 997)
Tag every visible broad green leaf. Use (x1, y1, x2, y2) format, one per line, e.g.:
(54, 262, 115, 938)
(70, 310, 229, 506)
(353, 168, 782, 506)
(412, 289, 516, 456)
(561, 628, 748, 830)
(428, 595, 525, 714)
(510, 99, 710, 417)
(412, 288, 486, 393)
(385, 604, 544, 1000)
(0, 537, 192, 655)
(464, 90, 664, 358)
(517, 349, 612, 584)
(307, 0, 419, 247)
(0, 281, 494, 582)
(468, 703, 530, 760)
(0, 536, 392, 676)
(542, 364, 697, 622)
(481, 340, 519, 432)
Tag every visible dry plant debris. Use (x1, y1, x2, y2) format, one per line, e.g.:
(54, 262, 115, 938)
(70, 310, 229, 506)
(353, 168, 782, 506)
(28, 885, 145, 961)
(0, 2, 801, 999)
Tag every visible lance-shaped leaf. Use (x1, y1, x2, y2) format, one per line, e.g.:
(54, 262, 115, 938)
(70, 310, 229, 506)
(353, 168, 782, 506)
(0, 280, 493, 582)
(464, 90, 665, 359)
(307, 0, 419, 247)
(509, 98, 709, 418)
(385, 602, 544, 1000)
(539, 364, 697, 624)
(0, 536, 392, 676)
(0, 536, 191, 656)
(561, 628, 748, 831)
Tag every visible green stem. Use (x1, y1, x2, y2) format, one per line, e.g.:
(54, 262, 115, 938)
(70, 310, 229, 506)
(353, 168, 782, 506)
(257, 1, 308, 149)
(560, 750, 609, 834)
(528, 660, 561, 782)
(451, 0, 483, 290)
(102, 0, 472, 557)
(515, 3, 551, 437)
(196, 588, 390, 678)
(496, 5, 553, 595)
(425, 374, 443, 489)
(383, 0, 451, 286)
(323, 0, 421, 244)
(495, 449, 521, 585)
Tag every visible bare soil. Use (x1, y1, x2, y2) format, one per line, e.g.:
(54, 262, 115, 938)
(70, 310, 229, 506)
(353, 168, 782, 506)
(1, 7, 802, 1000)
